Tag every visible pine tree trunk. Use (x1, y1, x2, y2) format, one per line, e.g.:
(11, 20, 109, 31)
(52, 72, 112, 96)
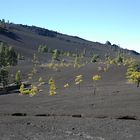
(137, 81, 140, 88)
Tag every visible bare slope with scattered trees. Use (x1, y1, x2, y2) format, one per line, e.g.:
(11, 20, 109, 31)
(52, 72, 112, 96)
(1, 20, 140, 140)
(0, 20, 139, 60)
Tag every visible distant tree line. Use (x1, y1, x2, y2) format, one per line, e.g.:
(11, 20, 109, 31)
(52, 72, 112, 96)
(0, 19, 6, 28)
(19, 24, 57, 38)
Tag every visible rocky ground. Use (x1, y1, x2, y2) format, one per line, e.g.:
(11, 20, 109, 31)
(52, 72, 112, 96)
(0, 61, 140, 140)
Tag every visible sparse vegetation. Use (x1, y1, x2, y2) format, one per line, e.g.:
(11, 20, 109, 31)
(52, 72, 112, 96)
(32, 53, 39, 65)
(19, 83, 38, 96)
(52, 49, 60, 60)
(75, 75, 83, 90)
(17, 53, 25, 60)
(0, 67, 8, 89)
(0, 19, 6, 29)
(91, 54, 99, 63)
(64, 83, 69, 88)
(127, 71, 140, 87)
(126, 60, 140, 87)
(48, 77, 57, 95)
(92, 74, 101, 94)
(0, 42, 18, 90)
(116, 53, 124, 64)
(0, 42, 17, 67)
(15, 70, 21, 85)
(0, 21, 140, 101)
(38, 44, 48, 53)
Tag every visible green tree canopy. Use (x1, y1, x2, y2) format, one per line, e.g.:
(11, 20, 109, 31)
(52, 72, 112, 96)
(38, 44, 48, 53)
(0, 67, 8, 88)
(52, 49, 60, 60)
(0, 42, 17, 67)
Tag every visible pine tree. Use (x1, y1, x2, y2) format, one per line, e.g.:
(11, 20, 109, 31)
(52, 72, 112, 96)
(15, 70, 21, 85)
(7, 47, 17, 66)
(0, 42, 17, 66)
(0, 67, 8, 89)
(52, 49, 60, 60)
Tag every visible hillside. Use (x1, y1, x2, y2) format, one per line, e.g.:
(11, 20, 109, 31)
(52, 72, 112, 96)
(1, 22, 140, 139)
(0, 23, 139, 59)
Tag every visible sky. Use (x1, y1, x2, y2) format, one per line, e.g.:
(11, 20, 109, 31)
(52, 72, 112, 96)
(0, 0, 140, 52)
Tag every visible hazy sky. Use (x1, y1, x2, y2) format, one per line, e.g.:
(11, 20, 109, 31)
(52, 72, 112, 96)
(0, 0, 140, 52)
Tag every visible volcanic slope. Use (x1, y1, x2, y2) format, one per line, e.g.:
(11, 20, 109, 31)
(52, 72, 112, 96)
(0, 23, 139, 60)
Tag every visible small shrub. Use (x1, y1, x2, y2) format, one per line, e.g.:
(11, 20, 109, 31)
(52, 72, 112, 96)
(19, 84, 38, 96)
(64, 83, 69, 88)
(127, 71, 140, 87)
(126, 60, 140, 87)
(48, 77, 57, 95)
(75, 75, 83, 90)
(52, 49, 60, 60)
(92, 75, 101, 94)
(91, 54, 99, 63)
(38, 44, 48, 53)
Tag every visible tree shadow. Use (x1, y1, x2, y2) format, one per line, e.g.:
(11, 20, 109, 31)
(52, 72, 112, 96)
(0, 83, 30, 96)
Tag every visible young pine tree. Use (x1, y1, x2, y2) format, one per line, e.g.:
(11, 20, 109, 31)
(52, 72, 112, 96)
(15, 70, 21, 85)
(52, 49, 60, 60)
